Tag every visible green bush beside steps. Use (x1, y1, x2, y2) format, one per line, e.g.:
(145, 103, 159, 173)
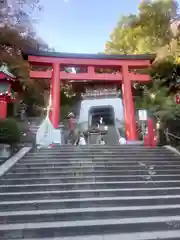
(0, 118, 21, 144)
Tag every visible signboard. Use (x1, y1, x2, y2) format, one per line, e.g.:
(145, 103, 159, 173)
(82, 86, 118, 98)
(138, 110, 147, 121)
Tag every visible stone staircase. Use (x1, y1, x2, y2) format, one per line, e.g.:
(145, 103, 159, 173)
(1, 145, 180, 239)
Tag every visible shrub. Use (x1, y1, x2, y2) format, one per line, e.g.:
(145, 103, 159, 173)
(0, 118, 21, 144)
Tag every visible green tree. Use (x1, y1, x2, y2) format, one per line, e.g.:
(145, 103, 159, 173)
(0, 1, 79, 116)
(105, 0, 179, 55)
(135, 79, 180, 120)
(0, 26, 38, 79)
(0, 26, 50, 114)
(105, 0, 180, 123)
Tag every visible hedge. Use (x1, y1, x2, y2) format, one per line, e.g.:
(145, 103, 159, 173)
(0, 118, 21, 144)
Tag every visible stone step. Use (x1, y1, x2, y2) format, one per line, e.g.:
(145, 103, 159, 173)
(22, 156, 177, 161)
(27, 149, 175, 153)
(18, 155, 180, 161)
(0, 171, 178, 178)
(2, 205, 180, 225)
(27, 150, 174, 155)
(2, 174, 180, 185)
(15, 161, 180, 168)
(2, 181, 180, 192)
(12, 230, 180, 240)
(1, 195, 180, 212)
(28, 146, 173, 151)
(11, 162, 180, 168)
(0, 145, 179, 239)
(1, 216, 180, 238)
(35, 150, 170, 155)
(23, 155, 174, 160)
(39, 145, 152, 148)
(1, 187, 180, 201)
(32, 146, 171, 150)
(5, 169, 180, 178)
(24, 148, 178, 154)
(9, 165, 180, 174)
(37, 146, 167, 149)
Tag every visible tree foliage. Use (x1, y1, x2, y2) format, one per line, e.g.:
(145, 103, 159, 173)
(0, 0, 43, 79)
(135, 79, 180, 120)
(0, 118, 21, 144)
(0, 0, 42, 27)
(0, 26, 38, 80)
(105, 0, 179, 55)
(0, 0, 43, 80)
(0, 0, 47, 111)
(105, 0, 180, 122)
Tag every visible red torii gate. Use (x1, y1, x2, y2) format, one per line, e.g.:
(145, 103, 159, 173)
(24, 52, 155, 141)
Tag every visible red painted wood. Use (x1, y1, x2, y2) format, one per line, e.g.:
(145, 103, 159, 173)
(147, 118, 153, 147)
(144, 134, 149, 146)
(0, 96, 15, 103)
(0, 73, 8, 79)
(49, 85, 53, 124)
(27, 54, 153, 139)
(0, 100, 7, 119)
(28, 55, 151, 67)
(0, 72, 15, 80)
(121, 65, 137, 141)
(51, 63, 60, 128)
(88, 66, 95, 74)
(30, 70, 151, 82)
(147, 118, 156, 147)
(121, 83, 127, 128)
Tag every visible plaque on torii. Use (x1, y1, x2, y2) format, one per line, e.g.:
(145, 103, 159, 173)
(81, 86, 120, 99)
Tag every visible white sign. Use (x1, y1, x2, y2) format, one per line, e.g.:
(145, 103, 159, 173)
(138, 110, 147, 121)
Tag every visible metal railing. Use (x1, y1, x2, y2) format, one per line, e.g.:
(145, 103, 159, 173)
(164, 128, 180, 149)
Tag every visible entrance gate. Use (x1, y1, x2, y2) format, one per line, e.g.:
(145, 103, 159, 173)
(24, 52, 155, 141)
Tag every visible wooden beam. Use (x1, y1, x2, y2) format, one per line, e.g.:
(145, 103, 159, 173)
(28, 55, 151, 67)
(30, 70, 151, 82)
(129, 73, 151, 82)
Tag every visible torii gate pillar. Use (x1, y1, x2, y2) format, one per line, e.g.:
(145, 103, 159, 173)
(122, 65, 137, 140)
(51, 63, 60, 128)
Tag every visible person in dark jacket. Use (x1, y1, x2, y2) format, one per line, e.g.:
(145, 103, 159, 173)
(67, 112, 76, 143)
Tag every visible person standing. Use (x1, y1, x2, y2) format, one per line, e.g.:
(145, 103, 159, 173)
(99, 116, 103, 125)
(67, 112, 76, 143)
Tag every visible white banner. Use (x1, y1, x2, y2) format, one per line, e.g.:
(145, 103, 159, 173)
(138, 110, 147, 121)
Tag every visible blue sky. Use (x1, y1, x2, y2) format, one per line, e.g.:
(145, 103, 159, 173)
(35, 0, 141, 53)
